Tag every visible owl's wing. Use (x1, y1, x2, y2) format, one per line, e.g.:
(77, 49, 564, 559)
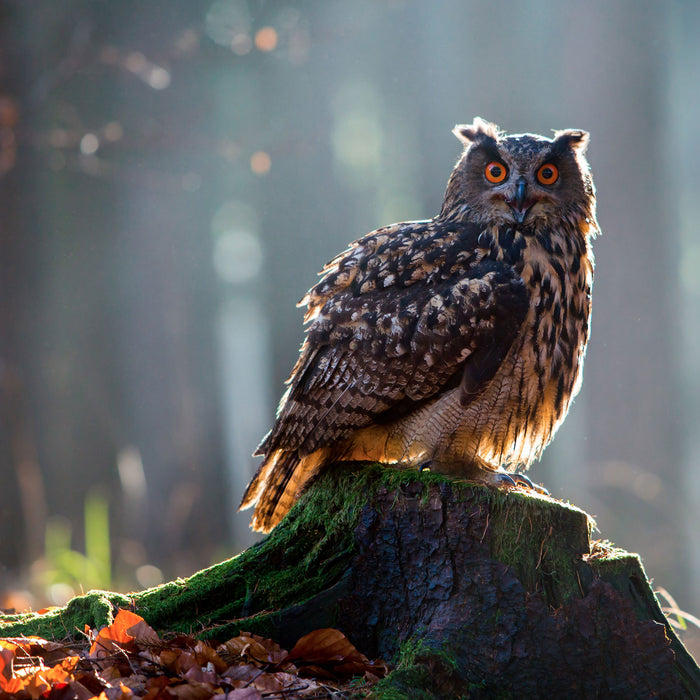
(259, 247, 529, 458)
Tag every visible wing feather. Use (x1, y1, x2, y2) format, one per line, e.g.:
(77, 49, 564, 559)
(261, 218, 529, 458)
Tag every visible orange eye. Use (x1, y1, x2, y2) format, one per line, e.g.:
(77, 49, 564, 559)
(484, 161, 507, 184)
(537, 163, 559, 185)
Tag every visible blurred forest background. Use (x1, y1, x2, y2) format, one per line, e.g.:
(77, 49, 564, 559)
(0, 0, 699, 656)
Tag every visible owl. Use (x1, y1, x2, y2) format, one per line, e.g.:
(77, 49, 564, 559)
(240, 117, 598, 533)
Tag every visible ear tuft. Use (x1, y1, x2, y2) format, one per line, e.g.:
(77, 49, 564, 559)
(453, 117, 501, 146)
(553, 128, 590, 154)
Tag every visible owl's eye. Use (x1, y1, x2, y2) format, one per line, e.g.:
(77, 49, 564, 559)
(484, 162, 508, 184)
(537, 163, 559, 185)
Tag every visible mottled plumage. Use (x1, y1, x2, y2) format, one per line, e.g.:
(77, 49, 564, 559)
(240, 117, 599, 533)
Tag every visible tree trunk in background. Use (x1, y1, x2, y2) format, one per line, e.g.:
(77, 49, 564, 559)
(0, 2, 49, 575)
(671, 1, 700, 619)
(0, 1, 229, 589)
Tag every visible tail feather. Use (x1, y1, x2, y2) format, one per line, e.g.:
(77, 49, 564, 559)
(239, 448, 328, 533)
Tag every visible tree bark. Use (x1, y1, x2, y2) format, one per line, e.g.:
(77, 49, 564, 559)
(2, 463, 698, 698)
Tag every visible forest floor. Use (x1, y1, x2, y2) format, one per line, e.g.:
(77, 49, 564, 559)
(0, 607, 385, 698)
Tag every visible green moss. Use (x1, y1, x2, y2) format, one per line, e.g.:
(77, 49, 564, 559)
(486, 489, 591, 606)
(371, 637, 460, 700)
(0, 590, 132, 640)
(0, 463, 386, 640)
(371, 635, 519, 700)
(0, 464, 635, 645)
(0, 463, 592, 639)
(126, 465, 373, 636)
(368, 465, 596, 608)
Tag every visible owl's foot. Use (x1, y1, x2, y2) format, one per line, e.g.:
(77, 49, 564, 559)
(494, 471, 549, 495)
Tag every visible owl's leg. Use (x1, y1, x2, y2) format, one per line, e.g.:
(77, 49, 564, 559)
(414, 451, 549, 494)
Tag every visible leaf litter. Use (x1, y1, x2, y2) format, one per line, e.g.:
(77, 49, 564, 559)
(0, 609, 387, 698)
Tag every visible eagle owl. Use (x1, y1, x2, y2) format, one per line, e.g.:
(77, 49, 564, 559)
(240, 118, 598, 533)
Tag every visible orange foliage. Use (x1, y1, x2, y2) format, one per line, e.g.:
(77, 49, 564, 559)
(0, 609, 387, 698)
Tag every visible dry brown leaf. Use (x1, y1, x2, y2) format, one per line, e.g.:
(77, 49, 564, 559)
(20, 640, 73, 667)
(165, 679, 218, 699)
(288, 628, 388, 680)
(288, 628, 365, 664)
(0, 622, 385, 699)
(0, 641, 19, 689)
(251, 671, 284, 692)
(182, 663, 218, 685)
(173, 649, 197, 675)
(90, 609, 160, 660)
(98, 683, 135, 700)
(142, 674, 171, 694)
(124, 616, 159, 646)
(153, 646, 182, 671)
(221, 662, 261, 683)
(74, 669, 110, 696)
(99, 664, 127, 683)
(42, 678, 96, 700)
(225, 688, 263, 700)
(192, 640, 227, 673)
(217, 632, 288, 667)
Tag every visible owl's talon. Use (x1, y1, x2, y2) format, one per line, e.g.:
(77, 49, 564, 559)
(512, 472, 535, 488)
(511, 472, 549, 495)
(494, 473, 518, 487)
(494, 471, 549, 495)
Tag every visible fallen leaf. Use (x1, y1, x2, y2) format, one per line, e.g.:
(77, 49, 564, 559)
(192, 640, 227, 673)
(225, 688, 263, 700)
(217, 633, 288, 667)
(221, 662, 261, 683)
(0, 623, 385, 699)
(165, 679, 217, 699)
(288, 628, 365, 664)
(123, 615, 159, 646)
(89, 609, 159, 659)
(288, 628, 388, 679)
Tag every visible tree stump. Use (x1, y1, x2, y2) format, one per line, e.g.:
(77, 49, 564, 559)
(2, 463, 698, 698)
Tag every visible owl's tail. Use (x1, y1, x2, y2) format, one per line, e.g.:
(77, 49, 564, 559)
(239, 448, 329, 533)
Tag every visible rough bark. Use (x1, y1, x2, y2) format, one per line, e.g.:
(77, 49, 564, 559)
(2, 463, 698, 698)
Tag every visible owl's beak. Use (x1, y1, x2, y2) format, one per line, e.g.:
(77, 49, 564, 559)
(506, 177, 536, 224)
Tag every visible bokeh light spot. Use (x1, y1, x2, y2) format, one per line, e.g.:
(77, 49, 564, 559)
(255, 26, 278, 52)
(80, 133, 99, 155)
(175, 28, 199, 55)
(250, 150, 271, 175)
(125, 51, 147, 73)
(146, 66, 171, 90)
(211, 201, 263, 284)
(103, 121, 123, 142)
(213, 229, 263, 284)
(48, 582, 74, 606)
(136, 564, 163, 589)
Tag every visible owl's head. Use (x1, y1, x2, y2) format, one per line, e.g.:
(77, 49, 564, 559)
(440, 117, 596, 233)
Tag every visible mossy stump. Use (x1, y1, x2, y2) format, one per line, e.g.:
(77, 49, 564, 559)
(2, 463, 699, 698)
